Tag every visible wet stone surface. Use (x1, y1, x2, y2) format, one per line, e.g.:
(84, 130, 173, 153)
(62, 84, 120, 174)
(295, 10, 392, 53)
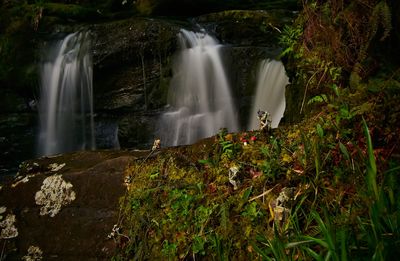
(0, 150, 148, 260)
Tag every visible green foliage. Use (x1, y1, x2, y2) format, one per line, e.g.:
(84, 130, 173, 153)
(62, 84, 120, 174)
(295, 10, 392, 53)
(316, 123, 324, 138)
(259, 139, 282, 181)
(115, 97, 399, 259)
(161, 240, 177, 258)
(241, 201, 262, 221)
(217, 128, 240, 159)
(307, 94, 328, 105)
(254, 109, 399, 259)
(279, 24, 303, 58)
(363, 118, 378, 200)
(192, 235, 205, 255)
(41, 3, 98, 21)
(283, 0, 397, 119)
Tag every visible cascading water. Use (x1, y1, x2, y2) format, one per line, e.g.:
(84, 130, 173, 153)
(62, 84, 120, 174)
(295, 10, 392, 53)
(159, 29, 239, 146)
(248, 59, 289, 130)
(38, 32, 95, 156)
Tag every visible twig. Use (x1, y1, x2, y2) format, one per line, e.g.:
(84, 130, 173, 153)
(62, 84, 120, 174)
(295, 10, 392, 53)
(0, 241, 6, 261)
(300, 71, 318, 114)
(249, 185, 278, 202)
(281, 145, 294, 155)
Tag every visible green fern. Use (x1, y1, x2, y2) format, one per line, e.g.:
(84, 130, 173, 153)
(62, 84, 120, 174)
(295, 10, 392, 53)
(375, 1, 392, 41)
(307, 94, 328, 105)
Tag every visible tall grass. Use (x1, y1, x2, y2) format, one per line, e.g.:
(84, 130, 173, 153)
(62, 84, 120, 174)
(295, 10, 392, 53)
(251, 119, 399, 260)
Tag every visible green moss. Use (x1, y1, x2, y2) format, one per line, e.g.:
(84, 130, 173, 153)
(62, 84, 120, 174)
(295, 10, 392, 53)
(134, 0, 298, 16)
(135, 0, 157, 15)
(42, 3, 99, 21)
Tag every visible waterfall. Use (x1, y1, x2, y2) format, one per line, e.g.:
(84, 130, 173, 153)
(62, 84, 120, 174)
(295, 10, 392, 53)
(38, 32, 95, 156)
(159, 29, 239, 146)
(248, 59, 289, 130)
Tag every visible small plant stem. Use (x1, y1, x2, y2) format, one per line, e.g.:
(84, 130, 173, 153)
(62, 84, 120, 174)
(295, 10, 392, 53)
(300, 71, 318, 114)
(249, 185, 278, 202)
(0, 241, 6, 261)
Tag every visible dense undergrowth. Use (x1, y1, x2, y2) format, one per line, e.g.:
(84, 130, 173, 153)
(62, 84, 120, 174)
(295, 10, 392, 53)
(113, 70, 400, 259)
(113, 0, 400, 259)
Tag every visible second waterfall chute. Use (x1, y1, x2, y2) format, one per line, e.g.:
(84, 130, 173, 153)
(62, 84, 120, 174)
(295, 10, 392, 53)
(248, 59, 289, 130)
(159, 29, 239, 146)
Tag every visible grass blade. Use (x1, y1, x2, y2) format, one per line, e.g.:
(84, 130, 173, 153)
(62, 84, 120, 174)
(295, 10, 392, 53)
(304, 247, 324, 261)
(362, 117, 378, 200)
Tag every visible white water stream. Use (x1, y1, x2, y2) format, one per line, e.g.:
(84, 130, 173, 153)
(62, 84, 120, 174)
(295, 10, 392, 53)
(159, 29, 239, 146)
(248, 59, 289, 130)
(38, 32, 95, 156)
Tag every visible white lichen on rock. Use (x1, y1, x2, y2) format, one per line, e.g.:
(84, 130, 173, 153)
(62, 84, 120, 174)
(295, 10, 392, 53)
(270, 187, 296, 226)
(22, 245, 43, 261)
(0, 214, 18, 239)
(12, 174, 36, 188)
(228, 166, 240, 190)
(35, 175, 76, 217)
(48, 162, 66, 172)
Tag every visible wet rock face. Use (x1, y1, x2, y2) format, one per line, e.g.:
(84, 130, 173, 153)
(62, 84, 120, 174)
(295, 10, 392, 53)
(134, 0, 226, 16)
(0, 150, 145, 260)
(0, 113, 37, 177)
(90, 18, 180, 71)
(94, 60, 168, 111)
(89, 18, 181, 149)
(90, 18, 180, 113)
(134, 0, 298, 16)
